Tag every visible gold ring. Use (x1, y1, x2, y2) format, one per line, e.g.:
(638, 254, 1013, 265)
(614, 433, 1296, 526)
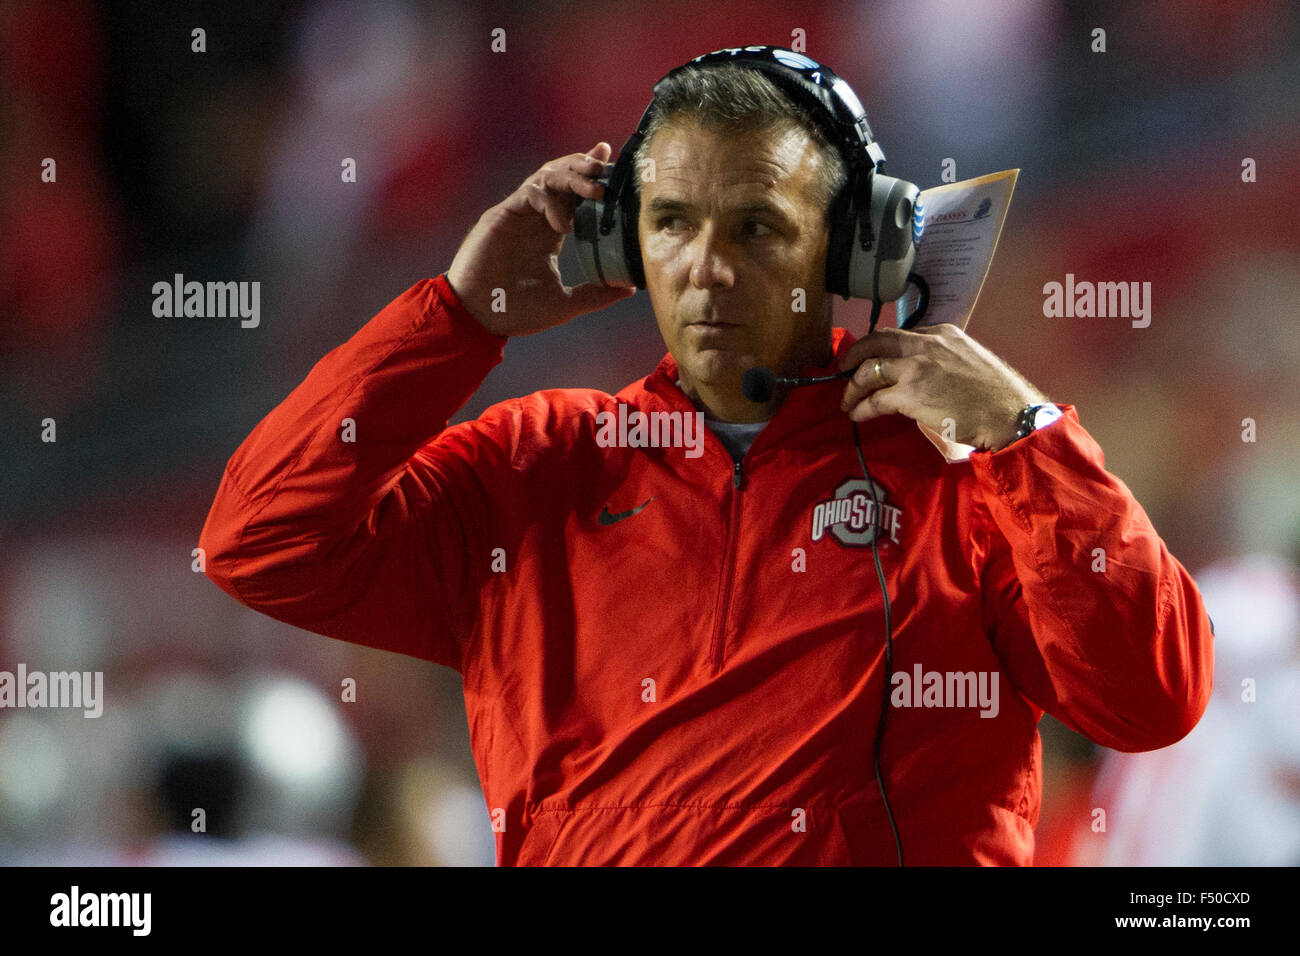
(874, 358, 885, 385)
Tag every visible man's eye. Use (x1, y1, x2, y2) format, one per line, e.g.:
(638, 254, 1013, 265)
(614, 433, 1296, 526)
(658, 216, 687, 231)
(743, 220, 774, 237)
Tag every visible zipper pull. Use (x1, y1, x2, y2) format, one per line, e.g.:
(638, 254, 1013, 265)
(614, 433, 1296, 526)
(733, 459, 744, 490)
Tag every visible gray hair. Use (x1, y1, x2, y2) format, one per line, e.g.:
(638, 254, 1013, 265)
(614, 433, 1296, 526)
(630, 63, 848, 217)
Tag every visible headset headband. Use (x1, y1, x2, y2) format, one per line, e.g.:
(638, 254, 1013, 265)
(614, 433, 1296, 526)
(600, 44, 885, 235)
(673, 46, 885, 166)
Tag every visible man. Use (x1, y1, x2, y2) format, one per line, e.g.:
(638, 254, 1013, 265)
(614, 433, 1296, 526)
(200, 53, 1214, 865)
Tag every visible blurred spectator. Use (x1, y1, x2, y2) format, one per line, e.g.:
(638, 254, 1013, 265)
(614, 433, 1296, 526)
(1075, 552, 1300, 865)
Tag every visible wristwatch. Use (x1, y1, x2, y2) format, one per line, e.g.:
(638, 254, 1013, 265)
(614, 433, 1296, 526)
(1014, 402, 1062, 441)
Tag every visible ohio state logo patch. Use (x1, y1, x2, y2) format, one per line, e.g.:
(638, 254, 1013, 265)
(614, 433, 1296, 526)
(810, 477, 903, 547)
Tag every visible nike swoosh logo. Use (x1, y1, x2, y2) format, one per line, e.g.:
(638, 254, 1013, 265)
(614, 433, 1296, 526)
(597, 498, 653, 525)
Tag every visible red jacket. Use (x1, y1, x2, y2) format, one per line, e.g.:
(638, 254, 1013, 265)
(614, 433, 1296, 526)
(199, 275, 1215, 865)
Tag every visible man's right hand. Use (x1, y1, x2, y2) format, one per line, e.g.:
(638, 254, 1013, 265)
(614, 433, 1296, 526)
(446, 142, 637, 337)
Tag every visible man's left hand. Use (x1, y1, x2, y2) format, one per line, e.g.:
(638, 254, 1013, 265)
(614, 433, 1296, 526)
(836, 324, 1048, 452)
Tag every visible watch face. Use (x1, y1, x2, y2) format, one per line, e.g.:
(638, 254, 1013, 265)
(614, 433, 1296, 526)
(1033, 404, 1062, 430)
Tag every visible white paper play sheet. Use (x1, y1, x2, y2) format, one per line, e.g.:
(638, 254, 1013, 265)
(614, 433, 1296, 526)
(897, 168, 1020, 462)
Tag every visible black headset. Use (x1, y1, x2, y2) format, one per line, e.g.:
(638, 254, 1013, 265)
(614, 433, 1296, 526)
(572, 44, 925, 307)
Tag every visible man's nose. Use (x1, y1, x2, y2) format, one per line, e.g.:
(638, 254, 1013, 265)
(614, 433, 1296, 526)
(688, 225, 736, 290)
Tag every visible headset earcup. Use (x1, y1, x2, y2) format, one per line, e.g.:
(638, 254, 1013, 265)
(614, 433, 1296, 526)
(573, 195, 636, 288)
(855, 175, 919, 302)
(834, 173, 921, 302)
(622, 188, 646, 288)
(824, 174, 857, 300)
(826, 167, 870, 300)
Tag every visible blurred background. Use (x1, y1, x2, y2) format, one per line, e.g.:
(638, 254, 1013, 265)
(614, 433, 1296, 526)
(2, 0, 1298, 866)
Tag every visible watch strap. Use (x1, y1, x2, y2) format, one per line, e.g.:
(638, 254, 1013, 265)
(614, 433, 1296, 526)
(1015, 402, 1061, 441)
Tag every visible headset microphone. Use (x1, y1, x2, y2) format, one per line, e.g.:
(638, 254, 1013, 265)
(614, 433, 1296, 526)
(741, 366, 855, 404)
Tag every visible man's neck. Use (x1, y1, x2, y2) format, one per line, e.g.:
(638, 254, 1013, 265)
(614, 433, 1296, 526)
(679, 379, 780, 424)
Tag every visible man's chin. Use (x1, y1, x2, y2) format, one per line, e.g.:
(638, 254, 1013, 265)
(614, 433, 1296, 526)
(681, 347, 754, 390)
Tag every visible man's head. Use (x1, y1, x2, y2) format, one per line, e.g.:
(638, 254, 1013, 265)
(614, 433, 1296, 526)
(633, 64, 849, 423)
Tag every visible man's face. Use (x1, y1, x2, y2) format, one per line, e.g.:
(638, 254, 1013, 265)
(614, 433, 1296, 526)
(638, 118, 835, 406)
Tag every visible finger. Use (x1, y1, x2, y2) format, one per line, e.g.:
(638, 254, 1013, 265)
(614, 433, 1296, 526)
(536, 164, 606, 201)
(561, 281, 636, 318)
(500, 180, 545, 219)
(541, 146, 611, 180)
(542, 152, 610, 187)
(515, 146, 614, 215)
(523, 181, 572, 233)
(502, 142, 618, 226)
(840, 356, 900, 412)
(510, 167, 602, 233)
(552, 171, 609, 230)
(513, 171, 597, 235)
(845, 383, 908, 423)
(833, 327, 929, 372)
(579, 143, 615, 177)
(573, 145, 614, 175)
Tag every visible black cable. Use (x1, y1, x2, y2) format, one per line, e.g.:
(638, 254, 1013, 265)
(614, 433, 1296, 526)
(851, 421, 903, 866)
(898, 272, 930, 330)
(868, 270, 928, 336)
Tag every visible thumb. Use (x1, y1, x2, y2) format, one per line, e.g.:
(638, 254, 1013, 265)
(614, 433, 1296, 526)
(564, 281, 636, 317)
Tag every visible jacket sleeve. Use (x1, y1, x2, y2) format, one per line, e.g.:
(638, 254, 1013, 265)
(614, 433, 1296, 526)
(198, 274, 513, 672)
(969, 405, 1214, 752)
